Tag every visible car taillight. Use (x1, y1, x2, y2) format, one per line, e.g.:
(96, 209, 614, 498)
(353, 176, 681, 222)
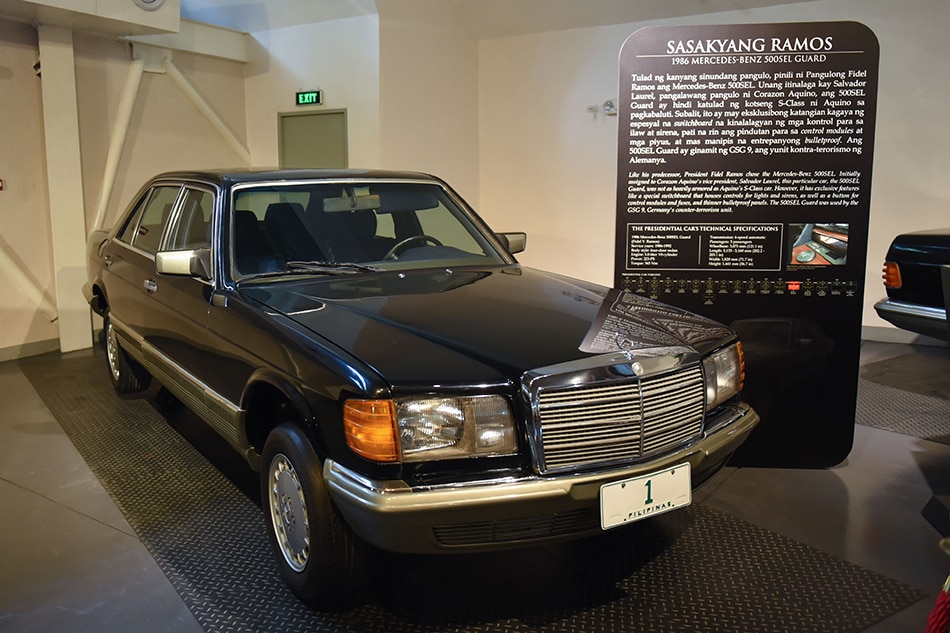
(882, 262, 902, 289)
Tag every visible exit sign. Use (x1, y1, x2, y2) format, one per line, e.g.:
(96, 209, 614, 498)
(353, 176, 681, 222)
(296, 90, 322, 106)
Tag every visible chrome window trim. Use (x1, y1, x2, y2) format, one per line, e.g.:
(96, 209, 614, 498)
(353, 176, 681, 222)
(222, 177, 514, 289)
(125, 183, 186, 256)
(112, 179, 222, 287)
(159, 181, 222, 289)
(164, 184, 217, 249)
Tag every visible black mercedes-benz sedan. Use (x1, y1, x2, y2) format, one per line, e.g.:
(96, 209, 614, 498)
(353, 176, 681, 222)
(83, 169, 758, 606)
(875, 228, 950, 341)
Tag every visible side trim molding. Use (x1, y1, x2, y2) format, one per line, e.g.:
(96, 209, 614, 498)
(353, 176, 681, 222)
(109, 316, 244, 449)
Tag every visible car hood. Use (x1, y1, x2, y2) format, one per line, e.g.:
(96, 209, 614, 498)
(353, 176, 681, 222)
(239, 266, 731, 391)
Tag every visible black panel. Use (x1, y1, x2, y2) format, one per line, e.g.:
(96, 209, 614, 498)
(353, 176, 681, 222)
(614, 22, 880, 468)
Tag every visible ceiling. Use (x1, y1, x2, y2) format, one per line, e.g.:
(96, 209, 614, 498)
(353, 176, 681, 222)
(0, 0, 811, 39)
(0, 0, 179, 36)
(453, 0, 811, 39)
(179, 0, 377, 34)
(179, 0, 811, 38)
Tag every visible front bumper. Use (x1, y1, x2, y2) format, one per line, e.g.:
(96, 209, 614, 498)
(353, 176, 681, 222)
(874, 297, 948, 341)
(325, 402, 759, 554)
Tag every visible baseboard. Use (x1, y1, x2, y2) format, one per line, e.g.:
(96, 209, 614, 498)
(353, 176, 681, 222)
(0, 338, 61, 363)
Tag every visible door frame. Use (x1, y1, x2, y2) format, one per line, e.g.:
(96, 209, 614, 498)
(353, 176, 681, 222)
(277, 109, 349, 169)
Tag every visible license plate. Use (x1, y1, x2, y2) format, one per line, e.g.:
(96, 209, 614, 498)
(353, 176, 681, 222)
(600, 463, 691, 530)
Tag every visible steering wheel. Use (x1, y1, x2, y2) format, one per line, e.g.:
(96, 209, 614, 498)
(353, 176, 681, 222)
(383, 235, 443, 260)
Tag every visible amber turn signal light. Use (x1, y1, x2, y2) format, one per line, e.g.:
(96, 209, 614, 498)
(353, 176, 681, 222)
(882, 262, 902, 289)
(736, 341, 746, 391)
(343, 400, 399, 462)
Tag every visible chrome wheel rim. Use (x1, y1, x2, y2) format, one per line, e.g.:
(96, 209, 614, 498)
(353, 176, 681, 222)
(106, 321, 121, 382)
(267, 453, 310, 572)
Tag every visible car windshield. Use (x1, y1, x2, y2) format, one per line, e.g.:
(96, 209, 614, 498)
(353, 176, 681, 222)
(229, 181, 507, 280)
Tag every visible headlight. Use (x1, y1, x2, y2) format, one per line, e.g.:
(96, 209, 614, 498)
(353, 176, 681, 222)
(703, 342, 745, 410)
(343, 395, 517, 463)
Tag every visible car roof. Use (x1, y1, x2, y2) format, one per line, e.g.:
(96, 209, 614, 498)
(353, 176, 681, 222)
(150, 168, 440, 187)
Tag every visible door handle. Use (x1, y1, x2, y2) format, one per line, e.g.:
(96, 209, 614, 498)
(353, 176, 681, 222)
(103, 255, 113, 267)
(143, 279, 158, 293)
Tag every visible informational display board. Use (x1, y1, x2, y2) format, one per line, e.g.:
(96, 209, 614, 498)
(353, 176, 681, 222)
(614, 22, 879, 467)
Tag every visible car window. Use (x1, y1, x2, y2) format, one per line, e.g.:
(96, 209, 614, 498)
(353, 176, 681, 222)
(414, 203, 485, 255)
(167, 188, 214, 250)
(375, 212, 396, 239)
(126, 185, 182, 254)
(115, 192, 149, 244)
(235, 191, 311, 221)
(230, 182, 506, 279)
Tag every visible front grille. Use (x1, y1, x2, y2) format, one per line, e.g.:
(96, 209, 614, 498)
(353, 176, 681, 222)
(535, 364, 705, 473)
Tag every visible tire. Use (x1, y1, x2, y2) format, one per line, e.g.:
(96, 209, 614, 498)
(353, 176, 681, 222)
(104, 316, 150, 394)
(261, 422, 370, 607)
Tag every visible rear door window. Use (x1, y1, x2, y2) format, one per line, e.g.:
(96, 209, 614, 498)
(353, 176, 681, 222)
(122, 185, 182, 255)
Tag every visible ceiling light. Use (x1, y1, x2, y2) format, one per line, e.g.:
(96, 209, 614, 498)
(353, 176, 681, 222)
(133, 0, 165, 11)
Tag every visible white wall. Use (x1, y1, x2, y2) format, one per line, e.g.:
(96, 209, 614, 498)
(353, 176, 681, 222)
(76, 34, 249, 229)
(0, 21, 59, 356)
(0, 20, 247, 358)
(377, 0, 481, 205)
(243, 14, 380, 168)
(478, 0, 950, 334)
(479, 27, 623, 283)
(3, 1, 947, 358)
(244, 1, 481, 203)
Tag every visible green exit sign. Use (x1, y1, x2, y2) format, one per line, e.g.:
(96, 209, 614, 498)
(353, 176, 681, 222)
(296, 90, 322, 106)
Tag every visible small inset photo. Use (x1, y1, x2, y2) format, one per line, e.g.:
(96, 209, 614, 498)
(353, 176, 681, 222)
(788, 223, 848, 266)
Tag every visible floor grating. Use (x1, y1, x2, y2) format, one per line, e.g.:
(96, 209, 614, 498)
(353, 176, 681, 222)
(20, 350, 924, 633)
(857, 350, 950, 445)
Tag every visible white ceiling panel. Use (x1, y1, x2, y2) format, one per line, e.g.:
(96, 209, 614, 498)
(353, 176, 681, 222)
(178, 0, 813, 38)
(179, 0, 376, 33)
(454, 0, 815, 39)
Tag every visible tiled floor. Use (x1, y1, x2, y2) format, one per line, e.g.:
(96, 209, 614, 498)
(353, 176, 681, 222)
(0, 341, 947, 632)
(0, 359, 202, 633)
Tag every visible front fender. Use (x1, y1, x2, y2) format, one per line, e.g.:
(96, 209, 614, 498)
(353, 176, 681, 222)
(241, 368, 321, 462)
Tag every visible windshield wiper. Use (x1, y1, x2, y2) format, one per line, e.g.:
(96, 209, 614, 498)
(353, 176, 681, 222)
(286, 261, 385, 274)
(236, 261, 384, 283)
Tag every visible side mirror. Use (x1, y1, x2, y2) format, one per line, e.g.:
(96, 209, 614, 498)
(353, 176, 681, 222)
(496, 232, 527, 254)
(156, 248, 212, 281)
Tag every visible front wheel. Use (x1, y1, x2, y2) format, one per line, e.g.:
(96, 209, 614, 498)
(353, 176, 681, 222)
(261, 423, 370, 607)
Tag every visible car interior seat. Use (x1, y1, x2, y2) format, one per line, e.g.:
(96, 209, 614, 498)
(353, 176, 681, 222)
(263, 202, 325, 263)
(233, 210, 283, 276)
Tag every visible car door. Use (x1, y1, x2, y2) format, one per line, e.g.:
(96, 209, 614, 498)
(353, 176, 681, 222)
(203, 196, 285, 411)
(143, 184, 218, 408)
(102, 183, 184, 345)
